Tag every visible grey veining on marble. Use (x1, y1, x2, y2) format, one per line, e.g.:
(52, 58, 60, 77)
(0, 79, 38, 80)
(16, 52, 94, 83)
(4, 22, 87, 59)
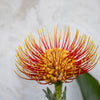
(0, 0, 100, 100)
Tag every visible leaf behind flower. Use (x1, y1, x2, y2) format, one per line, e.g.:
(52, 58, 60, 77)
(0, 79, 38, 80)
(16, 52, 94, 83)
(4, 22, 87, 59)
(77, 72, 100, 100)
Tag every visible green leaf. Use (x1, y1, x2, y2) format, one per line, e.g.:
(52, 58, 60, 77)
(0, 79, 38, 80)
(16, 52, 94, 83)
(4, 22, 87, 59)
(77, 72, 100, 100)
(43, 86, 67, 100)
(43, 87, 56, 100)
(47, 87, 54, 100)
(61, 86, 66, 100)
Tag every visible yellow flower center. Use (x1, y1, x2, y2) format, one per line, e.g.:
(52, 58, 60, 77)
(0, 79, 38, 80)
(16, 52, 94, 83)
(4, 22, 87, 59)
(37, 48, 77, 83)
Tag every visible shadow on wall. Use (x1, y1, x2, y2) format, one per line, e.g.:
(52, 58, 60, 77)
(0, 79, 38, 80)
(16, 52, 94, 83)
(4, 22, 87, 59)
(14, 0, 39, 19)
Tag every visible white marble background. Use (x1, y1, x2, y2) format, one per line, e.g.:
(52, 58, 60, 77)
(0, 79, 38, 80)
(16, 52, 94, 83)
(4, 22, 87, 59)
(0, 0, 100, 100)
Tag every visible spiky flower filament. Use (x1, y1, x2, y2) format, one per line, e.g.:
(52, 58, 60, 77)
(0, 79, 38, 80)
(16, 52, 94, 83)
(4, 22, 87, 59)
(15, 26, 100, 84)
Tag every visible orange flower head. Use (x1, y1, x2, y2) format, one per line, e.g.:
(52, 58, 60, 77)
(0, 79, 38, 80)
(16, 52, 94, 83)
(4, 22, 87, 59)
(15, 26, 100, 84)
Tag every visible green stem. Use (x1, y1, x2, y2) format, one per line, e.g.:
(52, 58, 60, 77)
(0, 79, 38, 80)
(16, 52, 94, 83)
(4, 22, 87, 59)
(55, 81, 63, 100)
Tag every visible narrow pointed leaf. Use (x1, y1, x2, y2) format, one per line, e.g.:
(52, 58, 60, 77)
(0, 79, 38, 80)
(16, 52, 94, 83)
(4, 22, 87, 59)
(43, 87, 56, 100)
(61, 86, 66, 100)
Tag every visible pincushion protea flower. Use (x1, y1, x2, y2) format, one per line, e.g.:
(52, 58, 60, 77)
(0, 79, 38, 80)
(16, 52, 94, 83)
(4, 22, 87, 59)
(15, 26, 99, 100)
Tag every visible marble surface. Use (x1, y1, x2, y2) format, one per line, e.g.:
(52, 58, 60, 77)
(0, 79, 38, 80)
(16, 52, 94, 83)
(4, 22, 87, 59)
(0, 0, 100, 100)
